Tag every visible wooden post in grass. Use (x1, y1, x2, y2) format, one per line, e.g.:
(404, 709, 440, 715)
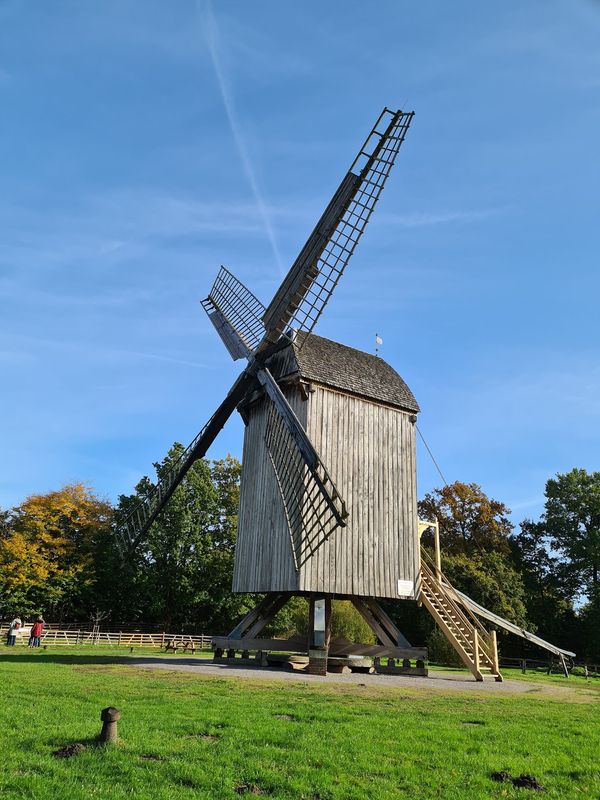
(99, 707, 120, 744)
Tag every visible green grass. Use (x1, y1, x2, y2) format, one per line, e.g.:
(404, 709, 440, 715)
(1, 648, 598, 800)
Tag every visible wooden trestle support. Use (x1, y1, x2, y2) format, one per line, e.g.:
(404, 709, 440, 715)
(212, 593, 428, 677)
(212, 544, 505, 682)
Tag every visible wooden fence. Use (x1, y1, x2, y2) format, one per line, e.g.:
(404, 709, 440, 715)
(1, 627, 213, 650)
(500, 656, 599, 678)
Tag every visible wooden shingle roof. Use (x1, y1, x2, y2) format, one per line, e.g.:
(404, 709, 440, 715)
(267, 332, 419, 413)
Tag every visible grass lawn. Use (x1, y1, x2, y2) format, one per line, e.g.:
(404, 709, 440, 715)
(1, 647, 598, 800)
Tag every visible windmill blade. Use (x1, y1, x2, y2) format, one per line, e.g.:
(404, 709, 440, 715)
(257, 367, 348, 569)
(117, 370, 255, 553)
(201, 266, 266, 360)
(261, 108, 414, 346)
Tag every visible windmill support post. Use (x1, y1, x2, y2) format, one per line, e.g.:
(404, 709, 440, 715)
(307, 596, 331, 675)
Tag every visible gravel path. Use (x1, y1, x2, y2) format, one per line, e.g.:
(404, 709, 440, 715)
(129, 656, 568, 696)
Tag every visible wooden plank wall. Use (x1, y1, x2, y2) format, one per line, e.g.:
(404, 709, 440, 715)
(233, 381, 419, 600)
(232, 388, 304, 593)
(300, 385, 419, 599)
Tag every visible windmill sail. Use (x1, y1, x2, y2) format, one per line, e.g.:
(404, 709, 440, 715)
(261, 108, 414, 345)
(201, 266, 267, 359)
(117, 370, 255, 552)
(258, 367, 348, 568)
(119, 107, 413, 558)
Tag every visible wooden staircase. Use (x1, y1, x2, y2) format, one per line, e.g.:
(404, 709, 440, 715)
(420, 552, 503, 682)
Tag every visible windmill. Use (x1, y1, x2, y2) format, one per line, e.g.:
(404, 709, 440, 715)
(118, 107, 575, 680)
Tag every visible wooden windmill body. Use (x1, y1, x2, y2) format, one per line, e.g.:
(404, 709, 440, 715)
(234, 333, 420, 601)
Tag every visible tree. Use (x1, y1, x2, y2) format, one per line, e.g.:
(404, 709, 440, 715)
(270, 598, 376, 644)
(543, 469, 600, 598)
(508, 469, 600, 659)
(578, 589, 600, 662)
(509, 520, 578, 651)
(0, 484, 113, 618)
(114, 449, 251, 632)
(417, 481, 529, 639)
(0, 508, 11, 539)
(418, 481, 512, 556)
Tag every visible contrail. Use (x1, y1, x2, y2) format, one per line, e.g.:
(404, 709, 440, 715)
(200, 1, 285, 275)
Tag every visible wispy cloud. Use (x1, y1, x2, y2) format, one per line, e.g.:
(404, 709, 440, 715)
(0, 192, 283, 277)
(199, 1, 285, 275)
(508, 496, 545, 513)
(0, 333, 209, 371)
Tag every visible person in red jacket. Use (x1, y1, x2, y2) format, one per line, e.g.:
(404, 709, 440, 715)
(28, 616, 45, 647)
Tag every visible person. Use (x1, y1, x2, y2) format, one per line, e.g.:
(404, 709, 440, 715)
(6, 616, 22, 646)
(28, 616, 45, 647)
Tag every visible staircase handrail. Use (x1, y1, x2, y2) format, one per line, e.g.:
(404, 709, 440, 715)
(420, 555, 495, 664)
(421, 548, 493, 642)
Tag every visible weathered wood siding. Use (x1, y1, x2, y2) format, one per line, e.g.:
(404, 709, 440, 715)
(233, 383, 419, 599)
(233, 387, 304, 593)
(300, 385, 419, 599)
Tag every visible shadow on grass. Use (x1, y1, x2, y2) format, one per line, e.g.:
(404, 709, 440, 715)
(0, 652, 211, 668)
(1, 652, 138, 666)
(1, 651, 323, 679)
(0, 653, 291, 675)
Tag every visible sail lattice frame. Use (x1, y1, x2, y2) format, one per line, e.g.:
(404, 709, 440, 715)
(264, 400, 347, 569)
(285, 109, 413, 345)
(202, 266, 266, 354)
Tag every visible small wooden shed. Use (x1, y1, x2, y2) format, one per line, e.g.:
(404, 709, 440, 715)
(233, 332, 420, 600)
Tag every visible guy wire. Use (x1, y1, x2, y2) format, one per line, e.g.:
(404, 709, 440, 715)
(416, 424, 449, 487)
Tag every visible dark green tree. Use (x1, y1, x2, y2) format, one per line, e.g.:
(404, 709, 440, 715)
(509, 469, 600, 660)
(509, 520, 578, 651)
(543, 468, 600, 597)
(114, 449, 250, 633)
(578, 589, 600, 661)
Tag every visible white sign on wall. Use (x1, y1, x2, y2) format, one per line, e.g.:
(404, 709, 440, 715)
(397, 579, 414, 597)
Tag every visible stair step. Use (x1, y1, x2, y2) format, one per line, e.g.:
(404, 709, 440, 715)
(422, 565, 500, 682)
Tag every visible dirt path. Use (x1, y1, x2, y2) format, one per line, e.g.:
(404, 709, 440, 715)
(129, 656, 593, 700)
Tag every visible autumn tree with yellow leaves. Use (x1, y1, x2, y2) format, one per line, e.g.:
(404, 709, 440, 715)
(0, 483, 112, 618)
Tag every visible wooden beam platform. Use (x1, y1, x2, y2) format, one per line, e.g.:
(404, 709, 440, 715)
(212, 635, 426, 660)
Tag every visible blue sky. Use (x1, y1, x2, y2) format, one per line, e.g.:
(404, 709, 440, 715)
(1, 1, 599, 528)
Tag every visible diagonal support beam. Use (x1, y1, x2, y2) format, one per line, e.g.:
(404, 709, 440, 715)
(351, 597, 412, 648)
(227, 593, 293, 640)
